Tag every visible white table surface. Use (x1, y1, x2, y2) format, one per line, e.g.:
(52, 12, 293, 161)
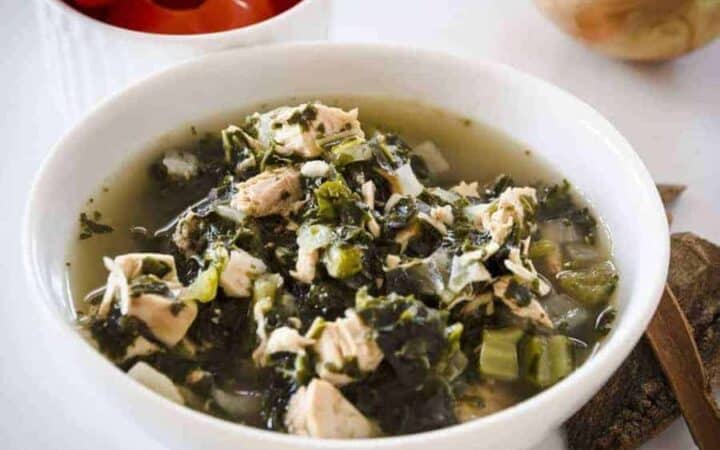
(1, 1, 718, 449)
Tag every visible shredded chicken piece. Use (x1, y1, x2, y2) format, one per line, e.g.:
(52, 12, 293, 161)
(493, 276, 553, 329)
(252, 104, 364, 158)
(285, 379, 379, 438)
(504, 247, 551, 296)
(361, 180, 376, 210)
(465, 186, 537, 246)
(219, 249, 267, 298)
(254, 326, 315, 366)
(312, 310, 383, 386)
(126, 293, 198, 346)
(230, 167, 302, 217)
(290, 247, 319, 284)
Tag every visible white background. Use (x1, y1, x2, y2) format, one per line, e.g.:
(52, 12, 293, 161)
(1, 1, 718, 449)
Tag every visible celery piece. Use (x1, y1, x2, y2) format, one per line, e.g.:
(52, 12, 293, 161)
(324, 244, 363, 279)
(557, 261, 618, 306)
(548, 335, 574, 382)
(314, 179, 352, 220)
(522, 335, 552, 388)
(479, 328, 524, 381)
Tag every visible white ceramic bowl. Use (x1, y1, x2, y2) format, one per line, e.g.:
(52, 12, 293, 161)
(23, 43, 669, 450)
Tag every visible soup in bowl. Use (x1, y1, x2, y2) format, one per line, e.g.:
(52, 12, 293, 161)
(23, 43, 669, 450)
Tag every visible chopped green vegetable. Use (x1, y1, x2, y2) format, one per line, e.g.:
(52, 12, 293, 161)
(548, 335, 573, 382)
(181, 266, 218, 302)
(324, 244, 363, 279)
(521, 335, 552, 387)
(557, 261, 618, 306)
(479, 327, 524, 381)
(314, 179, 353, 220)
(521, 334, 574, 388)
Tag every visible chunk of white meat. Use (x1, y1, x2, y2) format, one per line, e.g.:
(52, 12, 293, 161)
(493, 276, 553, 329)
(285, 379, 379, 438)
(464, 186, 537, 246)
(126, 293, 198, 346)
(230, 167, 302, 217)
(313, 310, 383, 386)
(128, 362, 184, 405)
(252, 104, 364, 158)
(290, 224, 334, 284)
(255, 326, 316, 366)
(451, 181, 480, 197)
(219, 249, 267, 298)
(300, 160, 330, 178)
(162, 150, 198, 181)
(290, 247, 319, 284)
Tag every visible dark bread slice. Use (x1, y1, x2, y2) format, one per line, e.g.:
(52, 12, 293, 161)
(566, 232, 720, 450)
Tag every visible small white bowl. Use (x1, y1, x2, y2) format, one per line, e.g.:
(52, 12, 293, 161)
(23, 43, 669, 450)
(41, 0, 331, 50)
(35, 0, 330, 119)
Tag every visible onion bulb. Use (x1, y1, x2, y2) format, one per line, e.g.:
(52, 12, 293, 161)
(535, 0, 720, 61)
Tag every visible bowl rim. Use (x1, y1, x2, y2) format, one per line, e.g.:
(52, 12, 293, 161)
(22, 41, 669, 448)
(41, 0, 322, 42)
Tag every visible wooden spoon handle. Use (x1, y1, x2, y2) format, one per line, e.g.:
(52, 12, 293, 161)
(645, 284, 720, 450)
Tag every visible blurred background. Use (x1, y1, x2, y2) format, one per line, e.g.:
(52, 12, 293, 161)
(1, 1, 718, 449)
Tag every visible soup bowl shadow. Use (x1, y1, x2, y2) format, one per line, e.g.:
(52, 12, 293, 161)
(22, 42, 669, 450)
